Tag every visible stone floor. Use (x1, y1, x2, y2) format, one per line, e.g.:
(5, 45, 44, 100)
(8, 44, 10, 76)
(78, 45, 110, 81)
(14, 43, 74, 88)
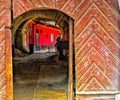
(13, 52, 68, 100)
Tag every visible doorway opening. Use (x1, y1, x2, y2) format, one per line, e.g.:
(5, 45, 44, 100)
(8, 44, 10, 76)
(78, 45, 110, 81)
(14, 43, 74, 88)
(12, 9, 74, 100)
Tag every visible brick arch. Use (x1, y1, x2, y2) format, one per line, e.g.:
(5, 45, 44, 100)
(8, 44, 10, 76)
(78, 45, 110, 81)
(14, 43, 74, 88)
(13, 0, 76, 19)
(12, 7, 75, 100)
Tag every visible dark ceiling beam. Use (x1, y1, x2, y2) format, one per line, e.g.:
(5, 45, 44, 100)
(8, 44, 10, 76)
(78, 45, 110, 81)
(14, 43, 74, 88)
(55, 14, 64, 26)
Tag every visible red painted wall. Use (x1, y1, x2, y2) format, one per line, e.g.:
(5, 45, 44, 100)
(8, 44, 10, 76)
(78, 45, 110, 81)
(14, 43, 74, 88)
(26, 22, 61, 47)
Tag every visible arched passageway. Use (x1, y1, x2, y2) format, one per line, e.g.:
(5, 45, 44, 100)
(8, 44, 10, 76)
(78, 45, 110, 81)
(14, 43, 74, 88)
(12, 9, 75, 100)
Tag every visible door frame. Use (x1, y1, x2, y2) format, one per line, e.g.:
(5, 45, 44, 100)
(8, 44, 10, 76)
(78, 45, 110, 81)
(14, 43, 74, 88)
(68, 18, 74, 100)
(6, 9, 75, 100)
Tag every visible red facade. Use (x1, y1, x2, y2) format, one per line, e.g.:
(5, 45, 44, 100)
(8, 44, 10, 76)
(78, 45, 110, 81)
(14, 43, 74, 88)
(26, 22, 61, 47)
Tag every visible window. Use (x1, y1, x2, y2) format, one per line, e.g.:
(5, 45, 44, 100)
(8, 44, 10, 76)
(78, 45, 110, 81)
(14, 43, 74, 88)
(118, 0, 120, 9)
(51, 34, 54, 42)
